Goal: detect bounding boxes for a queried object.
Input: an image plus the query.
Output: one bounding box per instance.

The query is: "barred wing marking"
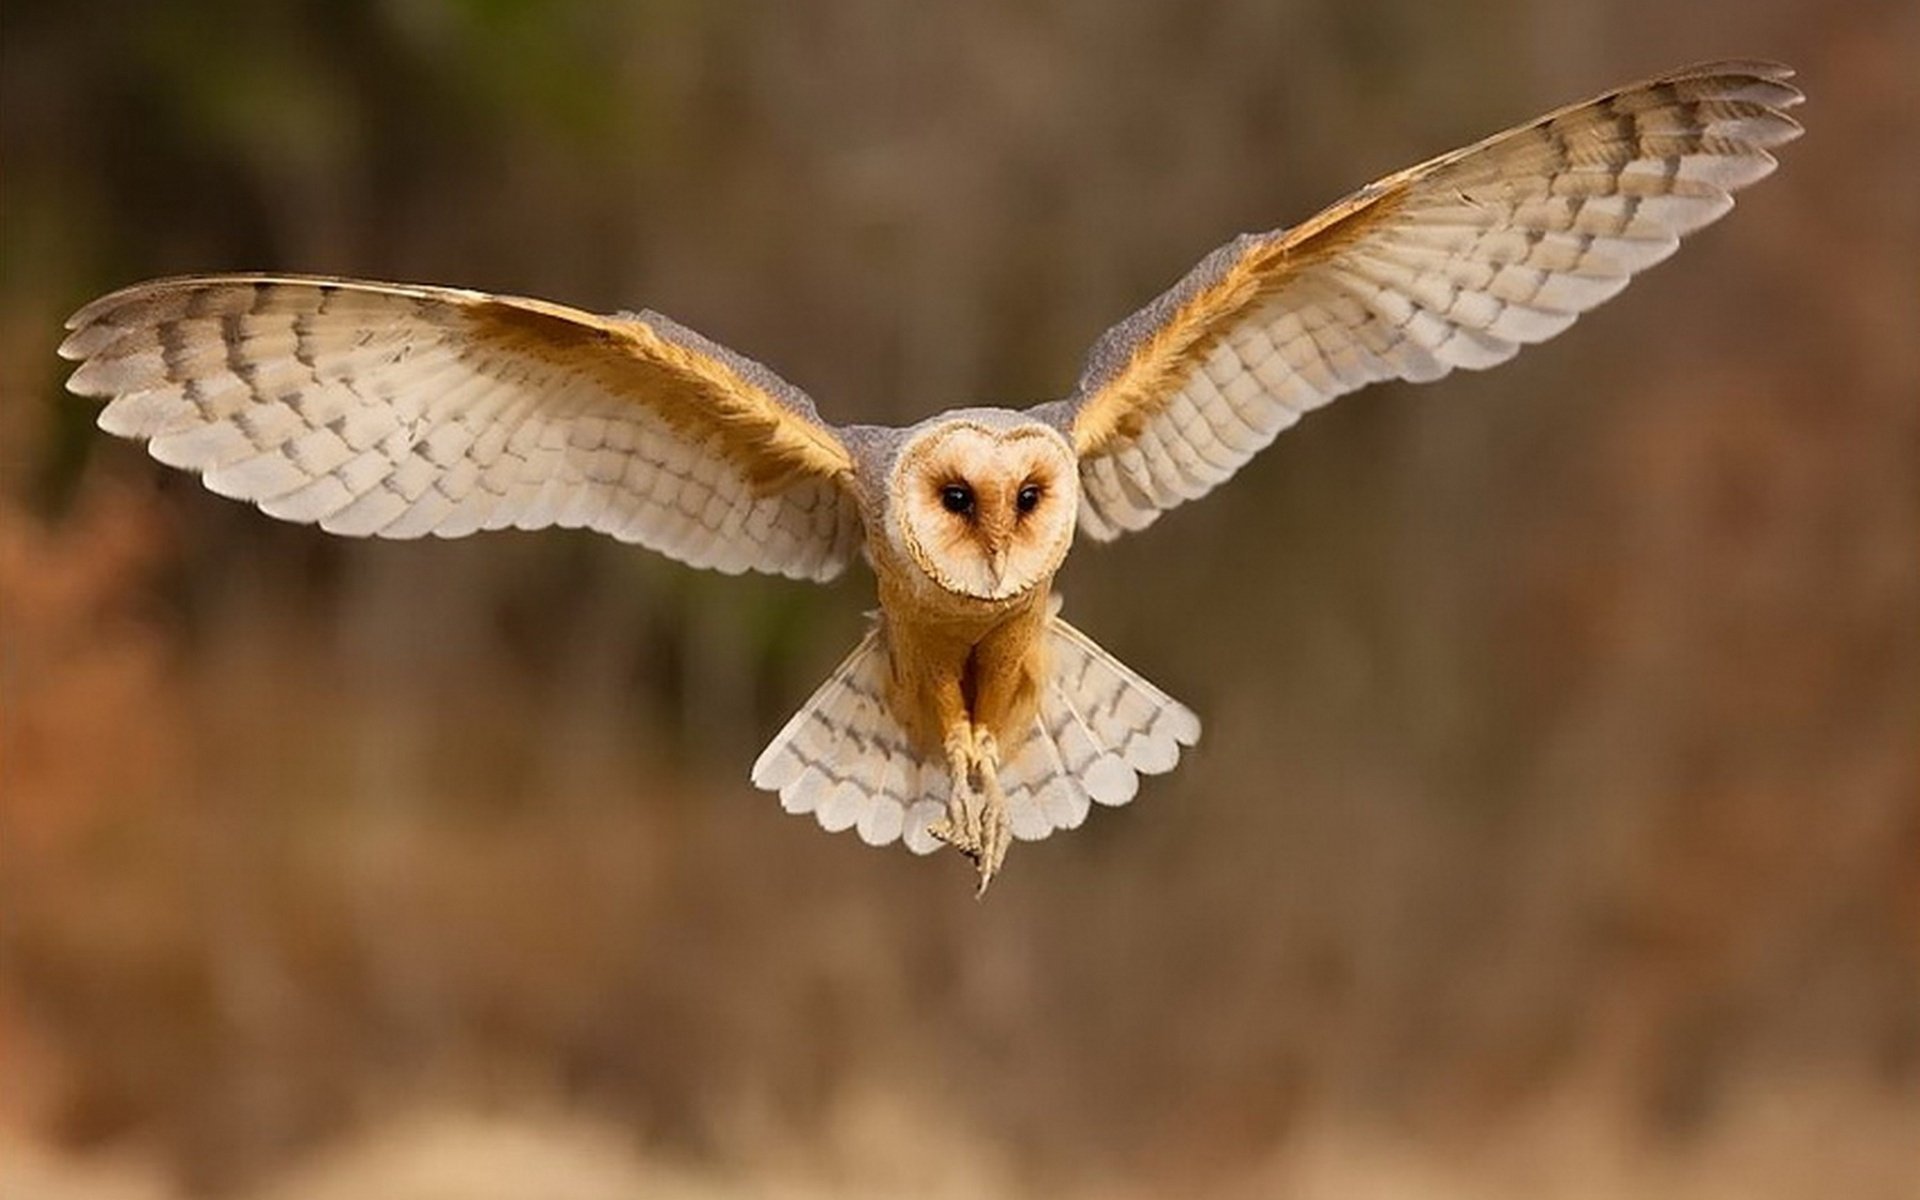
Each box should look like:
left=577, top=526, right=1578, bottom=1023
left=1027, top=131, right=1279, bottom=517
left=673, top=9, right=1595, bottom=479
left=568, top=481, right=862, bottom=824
left=62, top=275, right=862, bottom=581
left=1043, top=60, right=1804, bottom=539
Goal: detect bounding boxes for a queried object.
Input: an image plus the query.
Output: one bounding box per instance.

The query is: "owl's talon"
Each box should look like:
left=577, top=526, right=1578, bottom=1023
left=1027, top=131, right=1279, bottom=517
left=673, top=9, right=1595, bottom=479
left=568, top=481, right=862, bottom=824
left=973, top=805, right=1010, bottom=896
left=929, top=805, right=980, bottom=856
left=928, top=807, right=980, bottom=856
left=970, top=729, right=1013, bottom=894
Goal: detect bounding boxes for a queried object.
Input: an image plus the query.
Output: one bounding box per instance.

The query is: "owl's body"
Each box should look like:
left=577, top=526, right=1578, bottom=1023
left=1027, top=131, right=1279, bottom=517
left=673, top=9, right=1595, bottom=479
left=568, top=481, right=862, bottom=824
left=868, top=544, right=1052, bottom=763
left=61, top=62, right=1802, bottom=889
left=770, top=406, right=1188, bottom=875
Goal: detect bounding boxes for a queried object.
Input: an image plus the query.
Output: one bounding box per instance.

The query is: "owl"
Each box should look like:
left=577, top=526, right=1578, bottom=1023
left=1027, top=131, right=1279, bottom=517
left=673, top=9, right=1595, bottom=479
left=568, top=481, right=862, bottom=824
left=61, top=62, right=1801, bottom=891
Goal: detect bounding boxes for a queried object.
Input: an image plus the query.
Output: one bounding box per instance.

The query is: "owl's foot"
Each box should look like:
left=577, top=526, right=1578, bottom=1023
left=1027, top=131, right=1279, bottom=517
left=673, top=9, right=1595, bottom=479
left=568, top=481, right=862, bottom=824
left=971, top=731, right=1012, bottom=895
left=929, top=728, right=1012, bottom=894
left=930, top=728, right=985, bottom=859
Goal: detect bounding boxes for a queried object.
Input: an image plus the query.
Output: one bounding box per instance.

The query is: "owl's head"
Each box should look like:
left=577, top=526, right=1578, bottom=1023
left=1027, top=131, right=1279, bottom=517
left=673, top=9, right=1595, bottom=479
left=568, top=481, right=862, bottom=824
left=889, top=416, right=1078, bottom=602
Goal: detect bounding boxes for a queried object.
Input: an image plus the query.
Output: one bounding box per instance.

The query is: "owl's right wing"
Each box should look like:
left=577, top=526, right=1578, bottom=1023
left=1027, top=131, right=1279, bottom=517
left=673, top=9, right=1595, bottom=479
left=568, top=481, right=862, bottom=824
left=1034, top=61, right=1803, bottom=540
left=62, top=275, right=863, bottom=581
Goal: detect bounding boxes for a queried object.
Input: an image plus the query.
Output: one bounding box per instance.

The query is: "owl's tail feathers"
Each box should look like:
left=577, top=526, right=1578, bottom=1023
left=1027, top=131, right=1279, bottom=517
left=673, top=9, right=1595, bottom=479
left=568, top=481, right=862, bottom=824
left=994, top=616, right=1203, bottom=843
left=750, top=623, right=951, bottom=854
left=749, top=613, right=1201, bottom=854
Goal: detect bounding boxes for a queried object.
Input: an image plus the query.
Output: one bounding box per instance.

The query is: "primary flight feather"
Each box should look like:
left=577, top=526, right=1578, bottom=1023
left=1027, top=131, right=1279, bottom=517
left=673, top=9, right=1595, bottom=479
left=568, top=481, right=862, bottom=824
left=62, top=61, right=1802, bottom=891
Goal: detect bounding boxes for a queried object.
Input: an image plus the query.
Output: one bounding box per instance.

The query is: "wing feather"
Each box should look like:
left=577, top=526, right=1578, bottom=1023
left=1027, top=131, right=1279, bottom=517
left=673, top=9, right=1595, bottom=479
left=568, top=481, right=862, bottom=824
left=62, top=274, right=861, bottom=581
left=1041, top=61, right=1803, bottom=539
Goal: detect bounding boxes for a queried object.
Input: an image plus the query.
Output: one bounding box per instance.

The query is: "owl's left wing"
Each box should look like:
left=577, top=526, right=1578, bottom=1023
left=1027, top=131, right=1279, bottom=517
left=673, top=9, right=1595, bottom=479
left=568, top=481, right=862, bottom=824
left=62, top=275, right=863, bottom=580
left=1033, top=60, right=1803, bottom=540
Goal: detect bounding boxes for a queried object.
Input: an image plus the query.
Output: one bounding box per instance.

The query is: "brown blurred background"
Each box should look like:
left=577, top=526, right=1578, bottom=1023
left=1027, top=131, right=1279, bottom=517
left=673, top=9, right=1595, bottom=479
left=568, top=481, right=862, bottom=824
left=3, top=1, right=1917, bottom=1197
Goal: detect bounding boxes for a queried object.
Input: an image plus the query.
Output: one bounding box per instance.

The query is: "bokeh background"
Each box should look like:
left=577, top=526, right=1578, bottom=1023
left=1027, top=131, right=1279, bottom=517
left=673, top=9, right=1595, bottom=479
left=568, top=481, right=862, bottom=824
left=3, top=1, right=1916, bottom=1197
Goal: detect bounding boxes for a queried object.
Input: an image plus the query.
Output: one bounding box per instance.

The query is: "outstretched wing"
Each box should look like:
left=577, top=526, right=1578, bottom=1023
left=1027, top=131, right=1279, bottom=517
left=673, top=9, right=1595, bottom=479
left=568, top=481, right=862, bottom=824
left=1035, top=60, right=1804, bottom=540
left=62, top=275, right=863, bottom=581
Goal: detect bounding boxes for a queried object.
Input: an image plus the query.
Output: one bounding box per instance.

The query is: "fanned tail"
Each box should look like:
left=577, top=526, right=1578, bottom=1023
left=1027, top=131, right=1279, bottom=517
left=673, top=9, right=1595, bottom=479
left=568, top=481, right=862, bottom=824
left=996, top=614, right=1202, bottom=844
left=750, top=623, right=948, bottom=854
left=750, top=608, right=1199, bottom=855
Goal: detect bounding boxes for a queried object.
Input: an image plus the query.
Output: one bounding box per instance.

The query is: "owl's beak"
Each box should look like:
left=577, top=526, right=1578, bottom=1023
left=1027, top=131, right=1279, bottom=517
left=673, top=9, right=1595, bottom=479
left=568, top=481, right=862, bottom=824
left=986, top=545, right=1010, bottom=589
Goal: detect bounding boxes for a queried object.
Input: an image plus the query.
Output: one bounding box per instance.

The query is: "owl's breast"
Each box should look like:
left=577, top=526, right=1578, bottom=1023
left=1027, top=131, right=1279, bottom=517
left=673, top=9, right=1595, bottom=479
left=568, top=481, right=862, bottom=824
left=870, top=565, right=1054, bottom=756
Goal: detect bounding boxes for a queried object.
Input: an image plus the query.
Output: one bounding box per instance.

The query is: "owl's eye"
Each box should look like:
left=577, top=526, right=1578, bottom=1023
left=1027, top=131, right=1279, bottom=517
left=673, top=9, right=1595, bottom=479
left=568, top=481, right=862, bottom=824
left=940, top=483, right=975, bottom=516
left=1016, top=483, right=1042, bottom=514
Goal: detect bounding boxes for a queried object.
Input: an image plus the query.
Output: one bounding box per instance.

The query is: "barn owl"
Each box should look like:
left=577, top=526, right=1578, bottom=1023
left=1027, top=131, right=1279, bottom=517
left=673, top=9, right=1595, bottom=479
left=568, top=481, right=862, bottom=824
left=61, top=61, right=1801, bottom=891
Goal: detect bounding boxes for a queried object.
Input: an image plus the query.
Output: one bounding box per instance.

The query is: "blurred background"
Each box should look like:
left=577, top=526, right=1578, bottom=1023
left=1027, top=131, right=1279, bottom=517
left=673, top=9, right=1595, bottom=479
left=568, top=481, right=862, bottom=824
left=3, top=1, right=1916, bottom=1197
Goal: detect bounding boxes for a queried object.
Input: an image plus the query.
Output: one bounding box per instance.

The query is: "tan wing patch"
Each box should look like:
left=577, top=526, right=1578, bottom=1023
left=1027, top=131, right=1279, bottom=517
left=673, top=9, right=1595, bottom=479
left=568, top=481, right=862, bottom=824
left=463, top=295, right=852, bottom=488
left=1068, top=190, right=1402, bottom=460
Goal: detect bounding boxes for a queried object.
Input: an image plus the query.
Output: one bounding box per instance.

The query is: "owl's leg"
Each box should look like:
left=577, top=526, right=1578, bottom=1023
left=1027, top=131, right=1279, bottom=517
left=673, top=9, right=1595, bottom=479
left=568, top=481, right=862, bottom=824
left=931, top=725, right=985, bottom=857
left=930, top=726, right=1012, bottom=893
left=970, top=729, right=1012, bottom=893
